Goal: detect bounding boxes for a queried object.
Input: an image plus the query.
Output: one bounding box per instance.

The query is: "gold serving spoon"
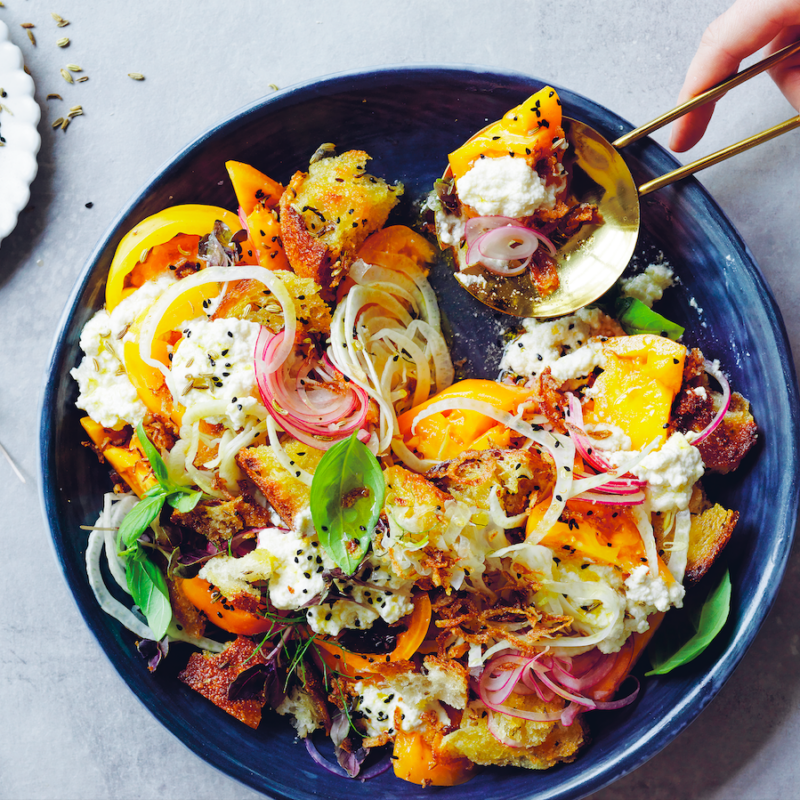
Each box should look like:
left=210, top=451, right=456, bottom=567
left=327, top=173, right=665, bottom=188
left=452, top=40, right=800, bottom=318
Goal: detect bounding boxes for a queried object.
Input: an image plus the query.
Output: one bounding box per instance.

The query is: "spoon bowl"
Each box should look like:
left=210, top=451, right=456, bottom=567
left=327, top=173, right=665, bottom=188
left=449, top=118, right=640, bottom=318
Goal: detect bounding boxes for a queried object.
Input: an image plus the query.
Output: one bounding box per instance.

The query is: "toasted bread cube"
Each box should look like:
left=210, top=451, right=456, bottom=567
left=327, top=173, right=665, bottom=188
left=236, top=440, right=324, bottom=530
left=441, top=697, right=585, bottom=770
left=279, top=150, right=403, bottom=290
left=213, top=272, right=331, bottom=338
left=426, top=447, right=552, bottom=516
left=686, top=504, right=739, bottom=583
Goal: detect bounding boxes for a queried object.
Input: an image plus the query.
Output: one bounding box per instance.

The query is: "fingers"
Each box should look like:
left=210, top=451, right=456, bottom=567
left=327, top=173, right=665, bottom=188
left=669, top=0, right=794, bottom=151
left=766, top=23, right=800, bottom=110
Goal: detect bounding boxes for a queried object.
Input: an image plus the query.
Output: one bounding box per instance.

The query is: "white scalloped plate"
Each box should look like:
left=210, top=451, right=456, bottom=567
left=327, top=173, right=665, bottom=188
left=0, top=19, right=41, bottom=248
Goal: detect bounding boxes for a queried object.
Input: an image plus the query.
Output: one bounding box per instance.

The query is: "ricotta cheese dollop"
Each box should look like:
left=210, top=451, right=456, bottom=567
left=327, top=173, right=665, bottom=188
left=456, top=155, right=559, bottom=218
left=501, top=307, right=622, bottom=381
left=71, top=275, right=174, bottom=429
left=171, top=316, right=265, bottom=430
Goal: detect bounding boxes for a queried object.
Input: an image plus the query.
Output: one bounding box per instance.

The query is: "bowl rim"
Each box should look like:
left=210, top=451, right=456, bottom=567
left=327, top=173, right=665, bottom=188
left=39, top=63, right=800, bottom=800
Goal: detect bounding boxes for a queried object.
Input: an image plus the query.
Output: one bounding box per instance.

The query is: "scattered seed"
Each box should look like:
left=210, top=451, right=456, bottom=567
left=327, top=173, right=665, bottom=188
left=76, top=76, right=89, bottom=83
left=57, top=37, right=70, bottom=48
left=61, top=69, right=74, bottom=84
left=0, top=103, right=12, bottom=115
left=51, top=117, right=65, bottom=128
left=67, top=64, right=82, bottom=72
left=51, top=13, right=70, bottom=26
left=128, top=72, right=145, bottom=81
left=61, top=117, right=70, bottom=131
left=46, top=93, right=63, bottom=100
left=24, top=66, right=31, bottom=75
left=26, top=30, right=37, bottom=46
left=67, top=105, right=83, bottom=118
left=20, top=23, right=35, bottom=29
left=268, top=83, right=279, bottom=91
left=0, top=88, right=5, bottom=97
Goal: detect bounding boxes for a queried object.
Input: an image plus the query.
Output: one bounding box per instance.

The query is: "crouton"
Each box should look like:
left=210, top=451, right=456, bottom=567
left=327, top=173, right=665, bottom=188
left=653, top=484, right=738, bottom=584
left=279, top=150, right=403, bottom=290
left=350, top=657, right=468, bottom=739
left=167, top=576, right=207, bottom=639
left=197, top=550, right=273, bottom=600
left=384, top=465, right=453, bottom=540
left=426, top=447, right=553, bottom=515
left=236, top=439, right=324, bottom=530
left=178, top=636, right=272, bottom=729
left=441, top=697, right=585, bottom=769
left=212, top=272, right=331, bottom=338
left=671, top=350, right=757, bottom=474
left=171, top=493, right=272, bottom=547
left=697, top=393, right=758, bottom=474
left=686, top=504, right=739, bottom=583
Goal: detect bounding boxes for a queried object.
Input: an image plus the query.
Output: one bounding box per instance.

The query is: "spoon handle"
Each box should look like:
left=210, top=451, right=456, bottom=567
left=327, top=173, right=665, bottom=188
left=637, top=115, right=800, bottom=196
left=613, top=39, right=800, bottom=149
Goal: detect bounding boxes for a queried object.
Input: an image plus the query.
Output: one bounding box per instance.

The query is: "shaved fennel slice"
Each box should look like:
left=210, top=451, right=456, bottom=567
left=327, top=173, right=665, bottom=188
left=138, top=266, right=296, bottom=400
left=535, top=578, right=624, bottom=649
left=166, top=622, right=226, bottom=653
left=632, top=504, right=660, bottom=578
left=86, top=528, right=154, bottom=639
left=371, top=327, right=431, bottom=407
left=489, top=486, right=530, bottom=529
left=667, top=509, right=691, bottom=583
left=267, top=416, right=313, bottom=486
left=410, top=398, right=574, bottom=542
left=406, top=319, right=454, bottom=391
left=391, top=438, right=438, bottom=473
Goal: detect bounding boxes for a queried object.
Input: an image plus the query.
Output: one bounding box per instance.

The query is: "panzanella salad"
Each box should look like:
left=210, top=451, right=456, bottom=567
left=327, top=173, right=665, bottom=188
left=73, top=135, right=757, bottom=786
left=430, top=86, right=601, bottom=298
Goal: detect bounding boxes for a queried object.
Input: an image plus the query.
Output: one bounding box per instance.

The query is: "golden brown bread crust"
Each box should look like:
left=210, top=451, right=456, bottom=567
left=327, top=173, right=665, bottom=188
left=686, top=504, right=739, bottom=583
left=212, top=272, right=331, bottom=339
left=426, top=446, right=553, bottom=515
left=178, top=636, right=270, bottom=729
left=671, top=349, right=758, bottom=474
left=236, top=440, right=324, bottom=528
left=441, top=696, right=587, bottom=770
left=279, top=150, right=402, bottom=289
left=167, top=576, right=207, bottom=639
left=170, top=493, right=273, bottom=547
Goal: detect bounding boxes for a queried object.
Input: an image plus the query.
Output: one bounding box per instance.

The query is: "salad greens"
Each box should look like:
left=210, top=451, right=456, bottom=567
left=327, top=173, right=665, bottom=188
left=310, top=432, right=385, bottom=575
left=117, top=423, right=206, bottom=639
left=646, top=569, right=731, bottom=676
left=615, top=296, right=685, bottom=341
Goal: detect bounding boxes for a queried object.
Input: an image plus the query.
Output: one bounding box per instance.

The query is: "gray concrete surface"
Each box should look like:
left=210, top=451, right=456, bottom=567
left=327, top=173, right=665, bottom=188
left=1, top=1, right=798, bottom=798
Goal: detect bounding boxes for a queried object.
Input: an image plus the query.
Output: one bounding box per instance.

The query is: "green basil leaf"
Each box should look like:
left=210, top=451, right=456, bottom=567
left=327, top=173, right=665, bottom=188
left=615, top=296, right=685, bottom=341
left=645, top=569, right=731, bottom=676
left=167, top=489, right=204, bottom=513
left=310, top=433, right=386, bottom=575
left=126, top=547, right=172, bottom=640
left=119, top=493, right=165, bottom=548
left=136, top=422, right=170, bottom=487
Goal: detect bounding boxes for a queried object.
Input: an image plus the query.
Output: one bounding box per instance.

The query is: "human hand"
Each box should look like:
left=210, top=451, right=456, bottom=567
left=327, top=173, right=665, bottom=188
left=670, top=0, right=800, bottom=152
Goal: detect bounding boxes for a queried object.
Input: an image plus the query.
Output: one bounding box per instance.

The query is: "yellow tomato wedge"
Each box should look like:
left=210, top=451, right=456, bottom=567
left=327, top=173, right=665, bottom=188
left=105, top=204, right=240, bottom=311
left=80, top=417, right=156, bottom=497
left=584, top=334, right=685, bottom=450
left=245, top=205, right=291, bottom=270
left=398, top=379, right=535, bottom=461
left=448, top=86, right=563, bottom=181
left=314, top=593, right=431, bottom=678
left=225, top=160, right=284, bottom=214
left=181, top=576, right=276, bottom=636
left=358, top=225, right=437, bottom=267
left=393, top=730, right=476, bottom=786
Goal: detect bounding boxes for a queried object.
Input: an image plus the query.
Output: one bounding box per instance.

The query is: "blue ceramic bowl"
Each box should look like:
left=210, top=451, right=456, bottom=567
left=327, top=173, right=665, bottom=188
left=40, top=66, right=800, bottom=800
